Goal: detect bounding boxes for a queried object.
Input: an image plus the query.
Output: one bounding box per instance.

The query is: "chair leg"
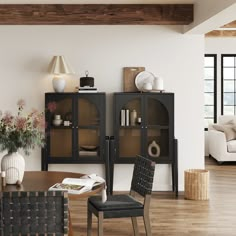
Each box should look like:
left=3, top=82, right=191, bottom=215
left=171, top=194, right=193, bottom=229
left=131, top=217, right=139, bottom=236
left=87, top=209, right=92, bottom=236
left=98, top=212, right=104, bottom=236
left=143, top=214, right=152, bottom=236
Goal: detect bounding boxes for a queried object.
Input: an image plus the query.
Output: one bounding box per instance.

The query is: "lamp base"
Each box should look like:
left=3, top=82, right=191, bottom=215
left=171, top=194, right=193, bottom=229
left=52, top=76, right=66, bottom=93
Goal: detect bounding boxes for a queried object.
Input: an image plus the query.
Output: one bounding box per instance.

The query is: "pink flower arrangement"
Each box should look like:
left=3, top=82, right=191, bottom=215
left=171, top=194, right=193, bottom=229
left=0, top=100, right=56, bottom=155
left=47, top=101, right=56, bottom=113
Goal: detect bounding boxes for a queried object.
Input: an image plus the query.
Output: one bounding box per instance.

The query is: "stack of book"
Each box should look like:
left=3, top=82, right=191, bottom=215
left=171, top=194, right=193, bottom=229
left=78, top=86, right=97, bottom=93
left=120, top=109, right=130, bottom=126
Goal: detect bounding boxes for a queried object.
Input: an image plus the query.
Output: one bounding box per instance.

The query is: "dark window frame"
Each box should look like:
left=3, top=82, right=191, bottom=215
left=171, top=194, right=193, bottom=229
left=221, top=54, right=236, bottom=115
left=204, top=54, right=217, bottom=130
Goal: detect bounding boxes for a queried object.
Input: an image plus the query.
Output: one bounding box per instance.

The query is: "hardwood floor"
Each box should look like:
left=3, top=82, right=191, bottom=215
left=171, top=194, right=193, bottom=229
left=70, top=156, right=236, bottom=235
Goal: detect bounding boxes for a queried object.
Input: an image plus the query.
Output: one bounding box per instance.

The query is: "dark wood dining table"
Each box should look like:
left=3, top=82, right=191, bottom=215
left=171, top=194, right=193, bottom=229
left=0, top=171, right=104, bottom=200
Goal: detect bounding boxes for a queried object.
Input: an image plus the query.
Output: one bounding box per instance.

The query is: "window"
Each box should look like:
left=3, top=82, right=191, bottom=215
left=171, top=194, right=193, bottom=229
left=204, top=54, right=217, bottom=130
left=222, top=55, right=236, bottom=115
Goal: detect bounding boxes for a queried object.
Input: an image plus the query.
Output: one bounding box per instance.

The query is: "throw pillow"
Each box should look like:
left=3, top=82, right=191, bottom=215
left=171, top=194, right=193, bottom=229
left=226, top=119, right=236, bottom=125
left=212, top=124, right=236, bottom=141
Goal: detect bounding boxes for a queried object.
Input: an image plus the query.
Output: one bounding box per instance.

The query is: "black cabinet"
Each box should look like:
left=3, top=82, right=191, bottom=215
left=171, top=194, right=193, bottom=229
left=41, top=92, right=177, bottom=195
left=42, top=92, right=106, bottom=170
left=111, top=92, right=178, bottom=195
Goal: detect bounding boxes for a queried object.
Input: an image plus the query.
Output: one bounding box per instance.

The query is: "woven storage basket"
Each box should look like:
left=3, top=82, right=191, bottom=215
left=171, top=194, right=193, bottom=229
left=184, top=169, right=209, bottom=200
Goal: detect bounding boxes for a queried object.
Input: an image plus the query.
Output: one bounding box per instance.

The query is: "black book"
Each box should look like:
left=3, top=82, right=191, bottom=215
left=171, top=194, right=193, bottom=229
left=78, top=89, right=97, bottom=93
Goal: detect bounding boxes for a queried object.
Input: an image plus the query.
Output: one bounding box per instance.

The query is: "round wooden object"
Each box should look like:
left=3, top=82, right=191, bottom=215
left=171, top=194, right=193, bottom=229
left=184, top=169, right=209, bottom=200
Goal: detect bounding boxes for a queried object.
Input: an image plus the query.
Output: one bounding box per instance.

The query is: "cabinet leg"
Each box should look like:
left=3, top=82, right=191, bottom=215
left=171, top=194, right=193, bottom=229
left=174, top=139, right=178, bottom=197
left=105, top=136, right=111, bottom=195
left=109, top=136, right=115, bottom=195
left=41, top=148, right=48, bottom=171
left=172, top=163, right=175, bottom=192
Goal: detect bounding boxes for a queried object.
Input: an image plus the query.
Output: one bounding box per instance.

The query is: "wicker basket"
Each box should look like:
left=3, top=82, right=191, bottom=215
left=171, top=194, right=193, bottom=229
left=184, top=169, right=209, bottom=200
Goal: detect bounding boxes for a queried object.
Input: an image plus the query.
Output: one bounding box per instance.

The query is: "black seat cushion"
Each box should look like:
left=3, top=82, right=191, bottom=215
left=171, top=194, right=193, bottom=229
left=88, top=194, right=143, bottom=211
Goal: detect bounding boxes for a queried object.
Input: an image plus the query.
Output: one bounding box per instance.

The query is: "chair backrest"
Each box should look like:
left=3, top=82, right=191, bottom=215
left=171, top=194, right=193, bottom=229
left=0, top=191, right=69, bottom=236
left=130, top=155, right=155, bottom=197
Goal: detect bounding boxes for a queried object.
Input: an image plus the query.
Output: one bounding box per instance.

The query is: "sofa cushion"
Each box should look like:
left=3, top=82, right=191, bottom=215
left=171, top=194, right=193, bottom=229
left=227, top=140, right=236, bottom=152
left=218, top=115, right=236, bottom=125
left=212, top=124, right=236, bottom=141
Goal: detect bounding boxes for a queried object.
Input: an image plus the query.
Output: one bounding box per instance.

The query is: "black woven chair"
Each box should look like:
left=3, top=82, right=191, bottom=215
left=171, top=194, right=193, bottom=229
left=0, top=191, right=71, bottom=236
left=87, top=155, right=156, bottom=236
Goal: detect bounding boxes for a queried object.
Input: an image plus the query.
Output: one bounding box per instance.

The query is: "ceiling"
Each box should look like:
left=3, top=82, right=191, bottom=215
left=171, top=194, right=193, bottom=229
left=0, top=0, right=234, bottom=37
left=0, top=0, right=196, bottom=3
left=206, top=20, right=236, bottom=37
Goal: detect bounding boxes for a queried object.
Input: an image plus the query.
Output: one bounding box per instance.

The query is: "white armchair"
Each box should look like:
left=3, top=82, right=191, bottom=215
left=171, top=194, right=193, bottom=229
left=208, top=115, right=236, bottom=163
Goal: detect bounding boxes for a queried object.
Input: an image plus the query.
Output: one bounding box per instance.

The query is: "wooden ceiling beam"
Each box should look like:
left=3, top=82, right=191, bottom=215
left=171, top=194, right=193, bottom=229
left=0, top=4, right=193, bottom=25
left=222, top=20, right=236, bottom=28
left=206, top=20, right=236, bottom=37
left=205, top=30, right=236, bottom=37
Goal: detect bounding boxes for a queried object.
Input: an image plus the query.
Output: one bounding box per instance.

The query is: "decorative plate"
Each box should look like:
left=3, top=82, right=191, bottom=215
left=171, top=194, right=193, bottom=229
left=135, top=71, right=155, bottom=91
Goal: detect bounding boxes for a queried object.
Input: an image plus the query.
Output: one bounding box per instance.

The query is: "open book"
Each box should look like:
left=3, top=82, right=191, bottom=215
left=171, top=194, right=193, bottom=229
left=49, top=174, right=105, bottom=195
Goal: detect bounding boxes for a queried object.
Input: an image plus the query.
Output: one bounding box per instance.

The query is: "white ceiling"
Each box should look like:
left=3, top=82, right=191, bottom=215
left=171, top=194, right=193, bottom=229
left=0, top=0, right=196, bottom=3
left=185, top=0, right=236, bottom=34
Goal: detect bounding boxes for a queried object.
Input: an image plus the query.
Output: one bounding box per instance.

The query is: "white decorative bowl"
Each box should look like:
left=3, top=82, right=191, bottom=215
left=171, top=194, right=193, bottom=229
left=53, top=119, right=62, bottom=126
left=142, top=82, right=152, bottom=92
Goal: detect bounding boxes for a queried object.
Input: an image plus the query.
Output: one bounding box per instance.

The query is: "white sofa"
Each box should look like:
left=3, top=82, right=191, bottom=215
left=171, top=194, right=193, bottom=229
left=208, top=115, right=236, bottom=163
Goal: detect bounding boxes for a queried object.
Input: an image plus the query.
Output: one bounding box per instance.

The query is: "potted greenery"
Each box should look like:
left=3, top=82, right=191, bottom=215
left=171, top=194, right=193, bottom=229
left=0, top=99, right=56, bottom=184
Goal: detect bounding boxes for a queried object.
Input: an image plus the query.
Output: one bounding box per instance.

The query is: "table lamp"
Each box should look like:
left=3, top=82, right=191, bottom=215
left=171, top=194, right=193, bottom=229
left=48, top=55, right=74, bottom=92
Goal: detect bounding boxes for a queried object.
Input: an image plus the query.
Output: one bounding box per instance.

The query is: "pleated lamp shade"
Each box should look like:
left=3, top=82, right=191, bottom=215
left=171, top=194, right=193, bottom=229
left=48, top=56, right=74, bottom=92
left=48, top=56, right=74, bottom=74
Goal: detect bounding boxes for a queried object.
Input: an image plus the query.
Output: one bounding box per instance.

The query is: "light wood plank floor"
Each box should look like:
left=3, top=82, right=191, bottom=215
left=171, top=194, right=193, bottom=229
left=70, top=156, right=236, bottom=236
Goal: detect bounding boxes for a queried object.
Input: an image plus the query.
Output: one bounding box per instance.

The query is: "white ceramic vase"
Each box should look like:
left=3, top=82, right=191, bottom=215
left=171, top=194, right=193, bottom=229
left=153, top=77, right=164, bottom=91
left=1, top=152, right=25, bottom=184
left=148, top=140, right=160, bottom=158
left=52, top=76, right=66, bottom=92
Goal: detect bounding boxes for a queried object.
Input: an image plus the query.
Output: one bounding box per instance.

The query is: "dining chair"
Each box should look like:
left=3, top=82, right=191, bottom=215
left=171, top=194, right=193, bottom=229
left=0, top=190, right=73, bottom=236
left=87, top=155, right=156, bottom=236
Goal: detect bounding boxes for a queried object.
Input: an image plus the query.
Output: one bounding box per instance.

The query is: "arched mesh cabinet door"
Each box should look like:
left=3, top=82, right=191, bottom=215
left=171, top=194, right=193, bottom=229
left=146, top=96, right=171, bottom=160
left=117, top=96, right=142, bottom=158
left=77, top=95, right=105, bottom=161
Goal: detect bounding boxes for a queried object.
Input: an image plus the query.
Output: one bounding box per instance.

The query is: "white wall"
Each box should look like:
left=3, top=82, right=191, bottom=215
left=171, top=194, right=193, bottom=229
left=205, top=37, right=236, bottom=156
left=185, top=0, right=236, bottom=34
left=0, top=25, right=204, bottom=191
